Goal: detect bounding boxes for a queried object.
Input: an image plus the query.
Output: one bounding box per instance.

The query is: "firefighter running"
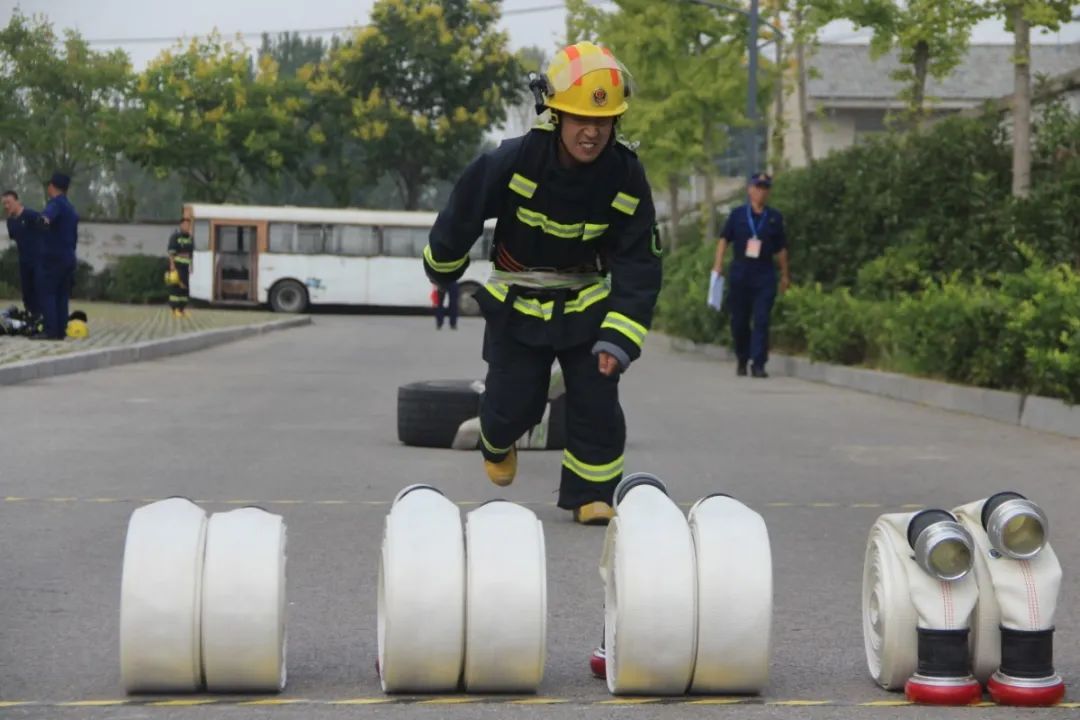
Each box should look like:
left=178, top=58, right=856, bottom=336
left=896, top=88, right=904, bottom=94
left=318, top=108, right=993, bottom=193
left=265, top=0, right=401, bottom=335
left=423, top=42, right=662, bottom=526
left=168, top=218, right=194, bottom=318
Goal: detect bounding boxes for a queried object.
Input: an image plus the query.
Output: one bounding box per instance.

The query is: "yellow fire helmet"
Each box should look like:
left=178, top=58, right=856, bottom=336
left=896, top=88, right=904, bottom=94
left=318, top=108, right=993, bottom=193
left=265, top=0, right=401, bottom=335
left=66, top=314, right=89, bottom=339
left=534, top=41, right=633, bottom=118
left=164, top=269, right=180, bottom=287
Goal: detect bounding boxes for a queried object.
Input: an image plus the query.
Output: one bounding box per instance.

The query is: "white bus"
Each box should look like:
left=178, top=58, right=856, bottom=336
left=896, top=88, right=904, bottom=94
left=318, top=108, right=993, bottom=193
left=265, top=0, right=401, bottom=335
left=181, top=203, right=495, bottom=314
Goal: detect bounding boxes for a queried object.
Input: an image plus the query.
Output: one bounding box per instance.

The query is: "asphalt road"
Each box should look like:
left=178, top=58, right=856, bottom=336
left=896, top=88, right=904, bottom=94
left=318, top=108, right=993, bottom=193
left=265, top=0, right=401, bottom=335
left=2, top=315, right=1078, bottom=719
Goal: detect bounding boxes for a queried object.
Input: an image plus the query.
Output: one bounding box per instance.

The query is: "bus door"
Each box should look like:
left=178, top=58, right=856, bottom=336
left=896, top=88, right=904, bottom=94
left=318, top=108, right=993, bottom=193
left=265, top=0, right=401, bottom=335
left=212, top=221, right=265, bottom=302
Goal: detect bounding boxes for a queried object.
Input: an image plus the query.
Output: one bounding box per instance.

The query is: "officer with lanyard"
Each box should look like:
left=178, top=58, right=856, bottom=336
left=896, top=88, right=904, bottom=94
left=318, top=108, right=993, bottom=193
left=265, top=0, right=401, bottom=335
left=423, top=42, right=662, bottom=526
left=712, top=173, right=790, bottom=378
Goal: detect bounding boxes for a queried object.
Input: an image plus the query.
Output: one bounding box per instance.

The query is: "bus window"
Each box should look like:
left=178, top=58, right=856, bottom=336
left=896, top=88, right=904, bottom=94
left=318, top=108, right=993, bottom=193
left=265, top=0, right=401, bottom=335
left=332, top=225, right=380, bottom=256
left=295, top=224, right=326, bottom=254
left=268, top=223, right=295, bottom=253
left=193, top=220, right=210, bottom=251
left=382, top=226, right=429, bottom=257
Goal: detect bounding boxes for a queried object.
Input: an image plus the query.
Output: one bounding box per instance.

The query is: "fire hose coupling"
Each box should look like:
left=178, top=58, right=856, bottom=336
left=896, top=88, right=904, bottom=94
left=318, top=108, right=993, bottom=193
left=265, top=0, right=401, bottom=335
left=906, top=509, right=975, bottom=582
left=988, top=627, right=1065, bottom=706
left=980, top=491, right=1049, bottom=560
left=904, top=629, right=983, bottom=706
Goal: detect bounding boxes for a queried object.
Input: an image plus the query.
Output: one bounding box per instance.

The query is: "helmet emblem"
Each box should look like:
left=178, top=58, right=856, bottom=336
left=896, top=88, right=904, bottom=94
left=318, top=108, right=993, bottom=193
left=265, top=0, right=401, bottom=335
left=592, top=87, right=608, bottom=106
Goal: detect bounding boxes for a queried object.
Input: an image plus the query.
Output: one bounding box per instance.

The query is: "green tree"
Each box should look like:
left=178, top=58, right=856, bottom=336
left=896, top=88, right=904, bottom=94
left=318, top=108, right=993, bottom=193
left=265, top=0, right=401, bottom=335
left=0, top=11, right=131, bottom=189
left=566, top=0, right=751, bottom=245
left=318, top=0, right=523, bottom=210
left=258, top=32, right=329, bottom=77
left=994, top=0, right=1074, bottom=197
left=835, top=0, right=987, bottom=120
left=124, top=33, right=310, bottom=203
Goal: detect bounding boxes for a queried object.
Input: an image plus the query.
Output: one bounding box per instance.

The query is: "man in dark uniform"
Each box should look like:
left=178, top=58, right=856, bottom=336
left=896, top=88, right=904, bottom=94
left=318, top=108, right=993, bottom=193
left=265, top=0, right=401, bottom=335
left=36, top=172, right=79, bottom=341
left=2, top=190, right=42, bottom=319
left=423, top=41, right=662, bottom=526
left=712, top=173, right=791, bottom=378
left=168, top=218, right=194, bottom=318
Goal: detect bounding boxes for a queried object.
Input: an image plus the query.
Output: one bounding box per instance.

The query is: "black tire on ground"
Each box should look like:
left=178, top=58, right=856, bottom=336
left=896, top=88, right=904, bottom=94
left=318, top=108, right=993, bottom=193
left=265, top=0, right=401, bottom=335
left=458, top=282, right=482, bottom=317
left=269, top=279, right=309, bottom=313
left=398, top=380, right=483, bottom=448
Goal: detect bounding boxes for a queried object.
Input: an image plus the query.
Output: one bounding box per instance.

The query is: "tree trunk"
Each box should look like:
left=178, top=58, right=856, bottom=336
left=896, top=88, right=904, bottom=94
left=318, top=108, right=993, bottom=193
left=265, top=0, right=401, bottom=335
left=794, top=5, right=813, bottom=167
left=701, top=112, right=716, bottom=244
left=668, top=174, right=681, bottom=252
left=771, top=33, right=786, bottom=172
left=911, top=40, right=929, bottom=124
left=1012, top=6, right=1032, bottom=198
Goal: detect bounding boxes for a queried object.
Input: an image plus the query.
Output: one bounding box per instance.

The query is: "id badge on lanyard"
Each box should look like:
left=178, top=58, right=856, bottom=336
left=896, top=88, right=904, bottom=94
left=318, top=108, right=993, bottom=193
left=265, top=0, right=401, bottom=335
left=745, top=205, right=766, bottom=259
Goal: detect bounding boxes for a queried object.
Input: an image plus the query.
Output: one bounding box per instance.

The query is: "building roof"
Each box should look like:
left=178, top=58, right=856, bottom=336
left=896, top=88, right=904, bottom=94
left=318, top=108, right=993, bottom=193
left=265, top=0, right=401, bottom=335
left=809, top=42, right=1080, bottom=102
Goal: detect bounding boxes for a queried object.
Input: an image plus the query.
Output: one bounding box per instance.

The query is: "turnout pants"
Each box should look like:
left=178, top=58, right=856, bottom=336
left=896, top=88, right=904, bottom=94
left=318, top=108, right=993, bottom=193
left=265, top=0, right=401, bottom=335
left=478, top=326, right=626, bottom=510
left=728, top=267, right=777, bottom=368
left=18, top=252, right=40, bottom=317
left=38, top=255, right=75, bottom=339
left=170, top=263, right=190, bottom=311
left=435, top=283, right=459, bottom=329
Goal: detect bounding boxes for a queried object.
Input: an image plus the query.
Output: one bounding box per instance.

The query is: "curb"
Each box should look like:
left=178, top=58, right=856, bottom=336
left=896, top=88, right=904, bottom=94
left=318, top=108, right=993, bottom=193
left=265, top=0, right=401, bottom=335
left=0, top=316, right=312, bottom=387
left=667, top=336, right=1080, bottom=441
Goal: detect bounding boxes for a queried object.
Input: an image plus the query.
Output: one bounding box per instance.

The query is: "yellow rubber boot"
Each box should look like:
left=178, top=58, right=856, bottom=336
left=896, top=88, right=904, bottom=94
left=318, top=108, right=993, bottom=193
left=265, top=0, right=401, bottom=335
left=484, top=446, right=517, bottom=487
left=574, top=501, right=614, bottom=526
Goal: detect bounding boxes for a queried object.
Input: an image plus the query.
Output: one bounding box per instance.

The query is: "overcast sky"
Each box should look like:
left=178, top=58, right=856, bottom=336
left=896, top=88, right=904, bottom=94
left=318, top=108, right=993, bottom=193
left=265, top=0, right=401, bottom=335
left=6, top=0, right=1080, bottom=71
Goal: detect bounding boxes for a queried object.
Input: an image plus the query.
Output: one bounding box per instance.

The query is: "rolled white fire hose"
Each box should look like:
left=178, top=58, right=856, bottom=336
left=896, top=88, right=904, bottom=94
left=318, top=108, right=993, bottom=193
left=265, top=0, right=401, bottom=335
left=463, top=501, right=547, bottom=692
left=687, top=495, right=772, bottom=694
left=378, top=485, right=466, bottom=693
left=120, top=497, right=208, bottom=693
left=862, top=513, right=978, bottom=690
left=201, top=507, right=288, bottom=692
left=953, top=500, right=1004, bottom=683
left=954, top=498, right=1062, bottom=679
left=602, top=477, right=697, bottom=695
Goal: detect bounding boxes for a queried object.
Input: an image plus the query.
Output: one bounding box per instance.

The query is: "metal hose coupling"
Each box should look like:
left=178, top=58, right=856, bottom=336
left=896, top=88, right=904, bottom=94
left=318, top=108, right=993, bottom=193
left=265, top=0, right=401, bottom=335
left=907, top=509, right=975, bottom=582
left=981, top=491, right=1048, bottom=560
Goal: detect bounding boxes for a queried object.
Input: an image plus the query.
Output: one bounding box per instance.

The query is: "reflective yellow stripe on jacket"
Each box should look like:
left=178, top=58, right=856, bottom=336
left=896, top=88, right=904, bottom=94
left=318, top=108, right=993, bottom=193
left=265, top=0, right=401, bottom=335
left=484, top=282, right=610, bottom=320
left=600, top=311, right=648, bottom=348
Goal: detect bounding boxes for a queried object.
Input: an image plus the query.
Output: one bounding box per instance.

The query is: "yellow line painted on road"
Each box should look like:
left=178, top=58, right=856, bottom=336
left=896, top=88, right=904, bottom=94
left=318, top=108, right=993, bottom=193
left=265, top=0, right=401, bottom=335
left=418, top=697, right=481, bottom=705
left=327, top=698, right=393, bottom=705
left=599, top=698, right=661, bottom=704
left=148, top=699, right=219, bottom=706
left=59, top=700, right=128, bottom=706
left=860, top=700, right=913, bottom=706
left=0, top=496, right=982, bottom=514
left=511, top=698, right=569, bottom=705
left=0, top=702, right=33, bottom=707
left=686, top=698, right=748, bottom=705
left=237, top=699, right=307, bottom=705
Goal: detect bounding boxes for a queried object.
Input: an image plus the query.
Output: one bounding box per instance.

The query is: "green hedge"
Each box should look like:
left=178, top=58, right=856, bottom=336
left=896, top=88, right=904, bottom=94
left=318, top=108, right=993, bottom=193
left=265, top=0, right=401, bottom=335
left=657, top=240, right=1080, bottom=403
left=769, top=109, right=1080, bottom=289
left=0, top=246, right=169, bottom=304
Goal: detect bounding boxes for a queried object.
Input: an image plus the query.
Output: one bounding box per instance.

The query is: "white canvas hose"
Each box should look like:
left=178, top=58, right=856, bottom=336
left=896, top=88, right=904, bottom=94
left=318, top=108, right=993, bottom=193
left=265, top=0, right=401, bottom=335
left=687, top=495, right=772, bottom=695
left=954, top=495, right=1064, bottom=704
left=862, top=513, right=979, bottom=690
left=201, top=507, right=288, bottom=692
left=953, top=499, right=1004, bottom=683
left=601, top=475, right=697, bottom=695
left=120, top=497, right=208, bottom=693
left=378, top=485, right=466, bottom=693
left=463, top=501, right=547, bottom=692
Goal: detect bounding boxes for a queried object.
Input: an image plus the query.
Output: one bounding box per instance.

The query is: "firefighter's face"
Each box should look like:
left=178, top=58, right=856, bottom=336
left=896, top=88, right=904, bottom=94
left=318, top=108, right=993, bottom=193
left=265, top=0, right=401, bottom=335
left=559, top=112, right=614, bottom=164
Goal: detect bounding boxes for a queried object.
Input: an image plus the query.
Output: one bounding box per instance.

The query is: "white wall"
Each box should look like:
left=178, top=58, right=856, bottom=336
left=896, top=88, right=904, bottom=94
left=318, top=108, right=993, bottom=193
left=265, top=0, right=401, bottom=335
left=1, top=221, right=174, bottom=271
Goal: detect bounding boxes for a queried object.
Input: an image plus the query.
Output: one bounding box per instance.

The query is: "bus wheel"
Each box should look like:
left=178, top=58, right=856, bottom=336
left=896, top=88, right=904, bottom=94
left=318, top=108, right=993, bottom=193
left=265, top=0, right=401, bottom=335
left=269, top=280, right=309, bottom=313
left=458, top=282, right=482, bottom=317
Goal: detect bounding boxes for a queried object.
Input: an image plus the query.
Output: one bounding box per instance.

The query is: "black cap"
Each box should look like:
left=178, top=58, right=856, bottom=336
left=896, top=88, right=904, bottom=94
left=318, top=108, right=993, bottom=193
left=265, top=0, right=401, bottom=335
left=749, top=172, right=772, bottom=188
left=49, top=172, right=71, bottom=191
